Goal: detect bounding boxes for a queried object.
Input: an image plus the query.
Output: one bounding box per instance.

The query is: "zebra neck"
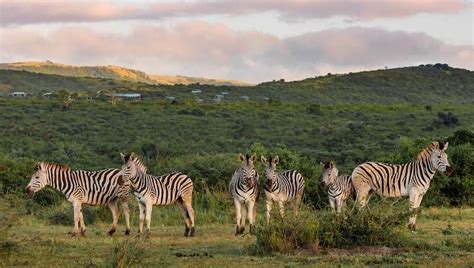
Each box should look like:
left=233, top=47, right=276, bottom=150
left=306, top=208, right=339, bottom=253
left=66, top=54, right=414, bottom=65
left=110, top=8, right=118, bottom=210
left=414, top=157, right=437, bottom=181
left=130, top=171, right=146, bottom=188
left=47, top=169, right=72, bottom=193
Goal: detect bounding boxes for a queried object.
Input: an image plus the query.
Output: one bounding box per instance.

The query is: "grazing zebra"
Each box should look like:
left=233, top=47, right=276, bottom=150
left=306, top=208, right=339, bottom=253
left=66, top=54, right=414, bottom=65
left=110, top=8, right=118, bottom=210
left=26, top=162, right=131, bottom=237
left=351, top=141, right=453, bottom=230
left=119, top=152, right=195, bottom=238
left=320, top=161, right=355, bottom=213
left=261, top=156, right=305, bottom=223
left=229, top=153, right=259, bottom=235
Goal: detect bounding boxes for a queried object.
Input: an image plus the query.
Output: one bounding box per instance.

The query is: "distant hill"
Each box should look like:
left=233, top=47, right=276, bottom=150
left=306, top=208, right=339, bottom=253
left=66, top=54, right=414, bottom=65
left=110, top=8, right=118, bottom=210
left=0, top=61, right=251, bottom=86
left=0, top=63, right=472, bottom=104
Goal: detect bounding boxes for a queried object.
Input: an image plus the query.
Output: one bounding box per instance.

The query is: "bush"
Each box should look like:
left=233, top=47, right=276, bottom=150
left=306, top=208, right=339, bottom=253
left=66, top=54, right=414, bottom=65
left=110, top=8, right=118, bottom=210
left=250, top=208, right=319, bottom=254
left=318, top=200, right=410, bottom=248
left=251, top=200, right=411, bottom=254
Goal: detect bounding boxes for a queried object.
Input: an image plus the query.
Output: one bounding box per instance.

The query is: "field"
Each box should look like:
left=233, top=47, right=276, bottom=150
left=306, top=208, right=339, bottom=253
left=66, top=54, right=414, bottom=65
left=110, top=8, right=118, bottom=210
left=1, top=194, right=473, bottom=267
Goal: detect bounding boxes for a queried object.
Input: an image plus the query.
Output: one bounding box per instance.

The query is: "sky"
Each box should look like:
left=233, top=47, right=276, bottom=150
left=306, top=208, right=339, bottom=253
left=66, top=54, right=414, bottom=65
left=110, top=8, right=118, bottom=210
left=0, top=0, right=473, bottom=83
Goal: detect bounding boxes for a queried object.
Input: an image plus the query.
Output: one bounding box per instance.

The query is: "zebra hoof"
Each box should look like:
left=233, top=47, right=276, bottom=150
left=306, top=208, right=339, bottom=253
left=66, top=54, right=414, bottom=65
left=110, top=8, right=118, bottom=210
left=184, top=226, right=190, bottom=237
left=145, top=230, right=151, bottom=239
left=80, top=229, right=87, bottom=237
left=69, top=231, right=77, bottom=238
left=235, top=226, right=245, bottom=235
left=235, top=225, right=240, bottom=236
left=408, top=223, right=417, bottom=232
left=125, top=229, right=131, bottom=236
left=249, top=224, right=256, bottom=235
left=189, top=227, right=195, bottom=237
left=108, top=228, right=116, bottom=236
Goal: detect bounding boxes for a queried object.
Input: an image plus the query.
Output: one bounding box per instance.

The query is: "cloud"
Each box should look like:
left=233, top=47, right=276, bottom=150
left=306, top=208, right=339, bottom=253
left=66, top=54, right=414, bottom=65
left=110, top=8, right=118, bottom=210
left=0, top=0, right=467, bottom=25
left=0, top=23, right=472, bottom=82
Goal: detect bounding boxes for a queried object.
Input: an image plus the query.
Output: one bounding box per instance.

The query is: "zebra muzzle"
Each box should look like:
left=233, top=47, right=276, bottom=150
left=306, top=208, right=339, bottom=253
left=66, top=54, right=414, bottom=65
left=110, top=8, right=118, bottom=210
left=320, top=181, right=327, bottom=190
left=444, top=166, right=454, bottom=177
left=26, top=186, right=35, bottom=198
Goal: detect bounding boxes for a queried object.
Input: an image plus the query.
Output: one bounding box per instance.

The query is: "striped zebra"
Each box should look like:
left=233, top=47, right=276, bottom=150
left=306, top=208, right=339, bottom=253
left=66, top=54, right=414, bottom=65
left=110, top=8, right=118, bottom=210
left=320, top=161, right=355, bottom=213
left=261, top=156, right=305, bottom=223
left=26, top=162, right=131, bottom=237
left=229, top=153, right=259, bottom=235
left=351, top=141, right=453, bottom=230
left=119, top=152, right=195, bottom=238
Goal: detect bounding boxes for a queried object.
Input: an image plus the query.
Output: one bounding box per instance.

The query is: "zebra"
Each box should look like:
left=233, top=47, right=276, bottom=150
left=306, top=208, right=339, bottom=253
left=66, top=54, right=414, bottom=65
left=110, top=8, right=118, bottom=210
left=26, top=162, right=131, bottom=237
left=229, top=153, right=259, bottom=235
left=320, top=161, right=355, bottom=213
left=261, top=156, right=305, bottom=223
left=119, top=152, right=195, bottom=238
left=351, top=141, right=453, bottom=230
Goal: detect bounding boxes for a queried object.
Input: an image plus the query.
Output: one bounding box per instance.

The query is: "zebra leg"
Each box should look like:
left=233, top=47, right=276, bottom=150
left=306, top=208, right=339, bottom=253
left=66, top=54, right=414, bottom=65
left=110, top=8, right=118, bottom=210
left=137, top=201, right=146, bottom=237
left=329, top=197, right=336, bottom=212
left=293, top=193, right=303, bottom=216
left=176, top=199, right=192, bottom=237
left=107, top=201, right=120, bottom=236
left=71, top=202, right=81, bottom=237
left=145, top=203, right=153, bottom=239
left=409, top=192, right=424, bottom=231
left=240, top=203, right=247, bottom=234
left=183, top=200, right=195, bottom=237
left=234, top=199, right=243, bottom=235
left=336, top=198, right=343, bottom=214
left=278, top=201, right=285, bottom=219
left=265, top=199, right=272, bottom=224
left=121, top=199, right=131, bottom=235
left=355, top=185, right=371, bottom=208
left=247, top=201, right=256, bottom=235
left=79, top=207, right=86, bottom=236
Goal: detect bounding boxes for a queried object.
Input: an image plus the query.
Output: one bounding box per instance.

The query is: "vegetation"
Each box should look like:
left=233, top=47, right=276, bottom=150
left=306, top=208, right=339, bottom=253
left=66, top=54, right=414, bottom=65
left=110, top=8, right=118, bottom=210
left=0, top=65, right=473, bottom=265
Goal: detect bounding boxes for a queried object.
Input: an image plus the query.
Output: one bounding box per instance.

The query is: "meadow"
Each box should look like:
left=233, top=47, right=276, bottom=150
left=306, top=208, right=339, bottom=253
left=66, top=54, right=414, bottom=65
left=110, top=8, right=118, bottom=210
left=0, top=65, right=473, bottom=266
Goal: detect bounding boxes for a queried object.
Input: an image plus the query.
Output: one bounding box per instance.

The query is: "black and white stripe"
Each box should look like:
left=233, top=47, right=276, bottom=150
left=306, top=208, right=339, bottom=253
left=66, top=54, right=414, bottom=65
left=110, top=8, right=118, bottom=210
left=229, top=153, right=259, bottom=235
left=26, top=162, right=131, bottom=236
left=120, top=152, right=195, bottom=237
left=351, top=141, right=453, bottom=230
left=320, top=161, right=355, bottom=213
left=261, top=156, right=305, bottom=223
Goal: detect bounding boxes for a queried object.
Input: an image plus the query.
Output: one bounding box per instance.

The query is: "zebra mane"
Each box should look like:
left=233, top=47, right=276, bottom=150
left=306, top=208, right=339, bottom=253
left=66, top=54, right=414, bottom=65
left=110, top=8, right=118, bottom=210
left=126, top=153, right=148, bottom=174
left=39, top=162, right=71, bottom=171
left=416, top=141, right=442, bottom=160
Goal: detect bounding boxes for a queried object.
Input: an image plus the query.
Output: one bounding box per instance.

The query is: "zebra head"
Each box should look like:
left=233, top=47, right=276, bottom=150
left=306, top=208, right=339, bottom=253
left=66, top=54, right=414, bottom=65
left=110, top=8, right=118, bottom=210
left=26, top=162, right=49, bottom=198
left=430, top=141, right=453, bottom=176
left=120, top=152, right=147, bottom=184
left=239, top=153, right=257, bottom=188
left=261, top=155, right=279, bottom=188
left=320, top=161, right=338, bottom=190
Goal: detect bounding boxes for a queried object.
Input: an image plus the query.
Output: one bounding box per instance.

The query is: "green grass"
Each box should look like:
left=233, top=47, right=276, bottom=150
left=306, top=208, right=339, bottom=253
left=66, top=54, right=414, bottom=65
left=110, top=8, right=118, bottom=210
left=1, top=195, right=473, bottom=267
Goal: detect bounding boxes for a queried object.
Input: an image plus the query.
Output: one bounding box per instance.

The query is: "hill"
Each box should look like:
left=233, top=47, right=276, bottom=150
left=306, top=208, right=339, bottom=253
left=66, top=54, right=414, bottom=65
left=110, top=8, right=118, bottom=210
left=0, top=63, right=472, bottom=104
left=0, top=61, right=251, bottom=86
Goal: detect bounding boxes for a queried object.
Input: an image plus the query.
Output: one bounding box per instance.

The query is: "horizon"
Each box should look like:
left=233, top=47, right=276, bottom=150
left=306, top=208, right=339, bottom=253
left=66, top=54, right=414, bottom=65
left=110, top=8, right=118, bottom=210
left=0, top=0, right=473, bottom=83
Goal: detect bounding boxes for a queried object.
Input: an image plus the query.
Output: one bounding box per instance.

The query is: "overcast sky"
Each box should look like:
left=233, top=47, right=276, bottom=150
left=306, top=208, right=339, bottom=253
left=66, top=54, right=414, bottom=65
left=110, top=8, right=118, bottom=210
left=0, top=0, right=472, bottom=82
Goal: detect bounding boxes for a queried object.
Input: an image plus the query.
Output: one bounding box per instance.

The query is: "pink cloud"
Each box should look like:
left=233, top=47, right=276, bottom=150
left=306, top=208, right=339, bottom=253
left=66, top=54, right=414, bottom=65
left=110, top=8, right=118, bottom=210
left=0, top=0, right=467, bottom=25
left=0, top=23, right=472, bottom=82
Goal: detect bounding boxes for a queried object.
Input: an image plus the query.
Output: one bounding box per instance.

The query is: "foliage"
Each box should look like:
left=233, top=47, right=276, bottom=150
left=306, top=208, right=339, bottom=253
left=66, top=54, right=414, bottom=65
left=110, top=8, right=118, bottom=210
left=107, top=240, right=144, bottom=268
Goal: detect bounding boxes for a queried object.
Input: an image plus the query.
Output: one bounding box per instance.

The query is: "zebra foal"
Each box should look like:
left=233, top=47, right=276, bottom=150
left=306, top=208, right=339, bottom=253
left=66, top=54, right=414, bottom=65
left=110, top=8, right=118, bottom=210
left=26, top=162, right=131, bottom=236
left=320, top=161, right=355, bottom=213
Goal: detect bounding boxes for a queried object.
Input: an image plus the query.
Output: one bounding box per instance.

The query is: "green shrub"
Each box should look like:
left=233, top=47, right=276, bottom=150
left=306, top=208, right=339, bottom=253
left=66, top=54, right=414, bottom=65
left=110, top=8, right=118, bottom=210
left=250, top=208, right=319, bottom=254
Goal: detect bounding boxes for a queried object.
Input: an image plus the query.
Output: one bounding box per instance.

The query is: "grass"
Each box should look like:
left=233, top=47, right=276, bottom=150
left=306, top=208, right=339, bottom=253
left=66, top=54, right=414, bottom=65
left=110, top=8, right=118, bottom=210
left=1, top=195, right=473, bottom=267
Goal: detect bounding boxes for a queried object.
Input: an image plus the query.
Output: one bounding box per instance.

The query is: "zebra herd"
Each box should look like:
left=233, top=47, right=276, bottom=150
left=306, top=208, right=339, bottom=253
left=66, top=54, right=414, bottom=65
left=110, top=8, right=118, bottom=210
left=25, top=140, right=452, bottom=237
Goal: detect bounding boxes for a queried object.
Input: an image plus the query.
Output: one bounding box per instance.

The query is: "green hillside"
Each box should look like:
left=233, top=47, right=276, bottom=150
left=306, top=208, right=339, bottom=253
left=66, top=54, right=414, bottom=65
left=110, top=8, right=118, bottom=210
left=0, top=63, right=472, bottom=104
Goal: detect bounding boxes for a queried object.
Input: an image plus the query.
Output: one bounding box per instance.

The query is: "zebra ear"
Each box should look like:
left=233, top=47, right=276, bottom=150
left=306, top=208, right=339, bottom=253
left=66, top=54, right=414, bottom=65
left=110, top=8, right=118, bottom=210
left=250, top=153, right=257, bottom=162
left=120, top=153, right=126, bottom=163
left=329, top=161, right=334, bottom=168
left=239, top=153, right=245, bottom=162
left=34, top=162, right=41, bottom=171
left=273, top=156, right=279, bottom=165
left=261, top=155, right=268, bottom=165
left=442, top=142, right=449, bottom=151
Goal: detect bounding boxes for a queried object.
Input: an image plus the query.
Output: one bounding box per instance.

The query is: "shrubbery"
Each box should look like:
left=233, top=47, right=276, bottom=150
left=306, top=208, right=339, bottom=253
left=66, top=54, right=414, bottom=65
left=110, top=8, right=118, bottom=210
left=251, top=200, right=411, bottom=254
